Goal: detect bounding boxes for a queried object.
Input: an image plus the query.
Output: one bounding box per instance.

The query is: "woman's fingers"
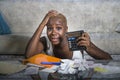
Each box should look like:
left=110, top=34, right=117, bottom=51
left=48, top=10, right=59, bottom=16
left=76, top=32, right=91, bottom=47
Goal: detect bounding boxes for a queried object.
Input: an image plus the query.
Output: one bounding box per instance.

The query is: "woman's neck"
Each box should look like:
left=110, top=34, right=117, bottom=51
left=53, top=37, right=68, bottom=48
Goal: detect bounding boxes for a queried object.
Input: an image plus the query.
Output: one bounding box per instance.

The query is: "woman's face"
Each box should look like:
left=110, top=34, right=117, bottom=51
left=47, top=18, right=67, bottom=45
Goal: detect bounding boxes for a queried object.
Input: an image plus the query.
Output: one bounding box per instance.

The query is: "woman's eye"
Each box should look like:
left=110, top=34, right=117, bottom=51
left=57, top=27, right=62, bottom=31
left=47, top=27, right=52, bottom=31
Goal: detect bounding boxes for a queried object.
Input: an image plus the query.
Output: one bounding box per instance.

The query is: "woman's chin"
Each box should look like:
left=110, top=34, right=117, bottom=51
left=52, top=41, right=59, bottom=45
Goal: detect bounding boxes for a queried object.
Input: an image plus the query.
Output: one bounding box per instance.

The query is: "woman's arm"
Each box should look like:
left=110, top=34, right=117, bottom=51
left=77, top=32, right=112, bottom=60
left=25, top=10, right=58, bottom=58
left=86, top=42, right=112, bottom=60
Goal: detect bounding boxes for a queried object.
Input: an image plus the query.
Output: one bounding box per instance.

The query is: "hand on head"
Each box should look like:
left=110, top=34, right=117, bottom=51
left=47, top=10, right=59, bottom=17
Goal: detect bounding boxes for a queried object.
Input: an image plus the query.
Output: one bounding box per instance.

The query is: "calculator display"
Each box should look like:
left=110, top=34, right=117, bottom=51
left=66, top=30, right=86, bottom=51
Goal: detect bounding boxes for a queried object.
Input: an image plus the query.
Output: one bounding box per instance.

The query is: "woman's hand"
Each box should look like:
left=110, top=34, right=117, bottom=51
left=41, top=10, right=59, bottom=26
left=46, top=10, right=59, bottom=17
left=76, top=32, right=91, bottom=51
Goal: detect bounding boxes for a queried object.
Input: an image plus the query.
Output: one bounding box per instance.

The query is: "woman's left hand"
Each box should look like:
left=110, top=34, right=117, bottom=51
left=76, top=32, right=91, bottom=50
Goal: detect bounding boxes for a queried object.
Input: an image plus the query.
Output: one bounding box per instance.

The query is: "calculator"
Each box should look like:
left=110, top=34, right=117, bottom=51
left=66, top=30, right=86, bottom=51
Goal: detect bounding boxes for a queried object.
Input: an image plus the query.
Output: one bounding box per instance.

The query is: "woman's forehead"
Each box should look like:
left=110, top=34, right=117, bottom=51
left=50, top=18, right=63, bottom=24
left=47, top=18, right=66, bottom=26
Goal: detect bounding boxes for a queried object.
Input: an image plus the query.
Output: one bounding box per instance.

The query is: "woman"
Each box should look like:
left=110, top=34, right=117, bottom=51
left=25, top=10, right=112, bottom=60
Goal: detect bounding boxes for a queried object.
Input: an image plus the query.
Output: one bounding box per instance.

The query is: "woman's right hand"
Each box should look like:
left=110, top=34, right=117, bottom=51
left=41, top=10, right=59, bottom=26
left=47, top=10, right=59, bottom=17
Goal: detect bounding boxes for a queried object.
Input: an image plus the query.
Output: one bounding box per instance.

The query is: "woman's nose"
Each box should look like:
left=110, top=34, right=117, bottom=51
left=52, top=29, right=57, bottom=34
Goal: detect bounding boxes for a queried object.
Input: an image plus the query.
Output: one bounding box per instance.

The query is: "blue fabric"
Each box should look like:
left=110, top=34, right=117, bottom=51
left=0, top=13, right=11, bottom=35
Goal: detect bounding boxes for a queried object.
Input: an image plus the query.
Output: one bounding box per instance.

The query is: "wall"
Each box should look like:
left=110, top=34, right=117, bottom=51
left=0, top=0, right=120, bottom=59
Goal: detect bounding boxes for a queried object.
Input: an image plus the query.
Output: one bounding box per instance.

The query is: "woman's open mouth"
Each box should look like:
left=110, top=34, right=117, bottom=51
left=51, top=38, right=59, bottom=42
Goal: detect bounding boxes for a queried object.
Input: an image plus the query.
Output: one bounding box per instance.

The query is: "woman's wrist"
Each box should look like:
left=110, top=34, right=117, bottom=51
left=85, top=41, right=92, bottom=52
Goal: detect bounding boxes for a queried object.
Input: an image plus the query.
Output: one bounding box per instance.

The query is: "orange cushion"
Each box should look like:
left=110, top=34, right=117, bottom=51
left=23, top=53, right=61, bottom=68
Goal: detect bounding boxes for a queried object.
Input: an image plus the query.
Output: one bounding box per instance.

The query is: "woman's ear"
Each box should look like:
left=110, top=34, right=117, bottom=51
left=65, top=26, right=68, bottom=32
